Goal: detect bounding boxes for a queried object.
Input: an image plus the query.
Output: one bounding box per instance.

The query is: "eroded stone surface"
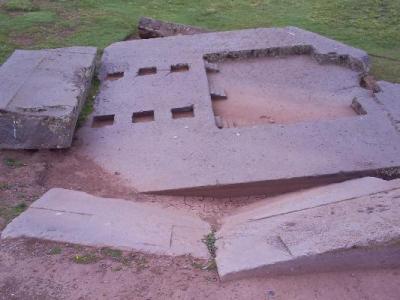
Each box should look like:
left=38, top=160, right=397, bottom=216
left=215, top=177, right=400, bottom=281
left=1, top=188, right=211, bottom=259
left=77, top=27, right=400, bottom=196
left=0, top=47, right=97, bottom=149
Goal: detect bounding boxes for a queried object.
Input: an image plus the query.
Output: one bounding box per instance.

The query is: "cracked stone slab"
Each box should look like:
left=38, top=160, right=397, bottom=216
left=1, top=188, right=211, bottom=259
left=0, top=47, right=97, bottom=149
left=215, top=177, right=400, bottom=281
left=78, top=26, right=400, bottom=197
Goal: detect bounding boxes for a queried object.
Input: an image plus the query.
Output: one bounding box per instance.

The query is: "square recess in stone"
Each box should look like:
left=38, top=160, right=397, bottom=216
left=137, top=67, right=157, bottom=76
left=92, top=115, right=115, bottom=128
left=132, top=110, right=155, bottom=123
left=171, top=105, right=194, bottom=119
left=170, top=63, right=190, bottom=72
left=106, top=72, right=124, bottom=81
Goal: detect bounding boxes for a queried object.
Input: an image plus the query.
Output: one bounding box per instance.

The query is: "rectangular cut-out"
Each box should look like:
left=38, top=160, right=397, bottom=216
left=132, top=110, right=155, bottom=123
left=106, top=72, right=124, bottom=81
left=207, top=55, right=358, bottom=129
left=171, top=63, right=190, bottom=72
left=92, top=115, right=115, bottom=128
left=171, top=106, right=194, bottom=119
left=137, top=67, right=157, bottom=76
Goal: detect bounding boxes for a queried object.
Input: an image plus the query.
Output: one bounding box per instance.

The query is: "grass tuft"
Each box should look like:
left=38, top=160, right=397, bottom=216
left=100, top=247, right=123, bottom=259
left=0, top=202, right=28, bottom=223
left=202, top=230, right=217, bottom=258
left=47, top=246, right=62, bottom=255
left=72, top=253, right=99, bottom=264
left=3, top=158, right=26, bottom=168
left=2, top=0, right=38, bottom=12
left=201, top=229, right=218, bottom=271
left=78, top=76, right=100, bottom=127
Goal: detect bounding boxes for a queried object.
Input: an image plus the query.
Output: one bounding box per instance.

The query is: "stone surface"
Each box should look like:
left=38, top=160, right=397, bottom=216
left=138, top=16, right=209, bottom=39
left=215, top=177, right=400, bottom=281
left=1, top=188, right=211, bottom=259
left=375, top=81, right=400, bottom=131
left=0, top=47, right=97, bottom=149
left=78, top=27, right=400, bottom=196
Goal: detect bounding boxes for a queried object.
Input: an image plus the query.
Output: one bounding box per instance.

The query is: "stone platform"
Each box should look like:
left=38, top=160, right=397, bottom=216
left=215, top=177, right=400, bottom=281
left=77, top=27, right=400, bottom=196
left=0, top=47, right=97, bottom=149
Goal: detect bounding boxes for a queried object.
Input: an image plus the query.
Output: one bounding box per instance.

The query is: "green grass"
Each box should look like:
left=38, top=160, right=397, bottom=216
left=3, top=158, right=25, bottom=168
left=3, top=0, right=38, bottom=12
left=0, top=202, right=28, bottom=223
left=0, top=0, right=399, bottom=82
left=72, top=253, right=99, bottom=264
left=47, top=246, right=62, bottom=255
left=78, top=76, right=100, bottom=127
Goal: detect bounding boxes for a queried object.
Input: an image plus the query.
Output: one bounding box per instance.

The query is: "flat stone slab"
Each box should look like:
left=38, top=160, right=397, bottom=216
left=1, top=188, right=211, bottom=259
left=215, top=177, right=400, bottom=280
left=77, top=27, right=400, bottom=196
left=0, top=47, right=97, bottom=149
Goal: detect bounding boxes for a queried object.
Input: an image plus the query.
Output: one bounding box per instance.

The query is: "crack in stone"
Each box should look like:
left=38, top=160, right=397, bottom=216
left=276, top=235, right=293, bottom=257
left=248, top=187, right=400, bottom=222
left=31, top=206, right=94, bottom=216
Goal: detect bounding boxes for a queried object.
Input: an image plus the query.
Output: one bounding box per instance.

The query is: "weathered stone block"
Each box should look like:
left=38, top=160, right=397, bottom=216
left=138, top=16, right=209, bottom=39
left=0, top=47, right=97, bottom=149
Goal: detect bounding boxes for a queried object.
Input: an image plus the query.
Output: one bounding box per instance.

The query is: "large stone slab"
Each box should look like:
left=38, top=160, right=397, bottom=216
left=0, top=47, right=97, bottom=149
left=215, top=177, right=400, bottom=281
left=1, top=188, right=211, bottom=259
left=77, top=26, right=400, bottom=196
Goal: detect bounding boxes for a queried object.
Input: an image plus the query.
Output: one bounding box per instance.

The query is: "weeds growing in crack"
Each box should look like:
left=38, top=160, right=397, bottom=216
left=201, top=229, right=218, bottom=271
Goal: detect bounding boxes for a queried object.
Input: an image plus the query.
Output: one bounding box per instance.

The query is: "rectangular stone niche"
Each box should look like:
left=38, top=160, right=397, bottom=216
left=132, top=110, right=155, bottom=123
left=171, top=106, right=194, bottom=119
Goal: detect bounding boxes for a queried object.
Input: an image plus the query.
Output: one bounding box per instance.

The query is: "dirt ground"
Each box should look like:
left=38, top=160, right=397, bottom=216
left=1, top=141, right=400, bottom=299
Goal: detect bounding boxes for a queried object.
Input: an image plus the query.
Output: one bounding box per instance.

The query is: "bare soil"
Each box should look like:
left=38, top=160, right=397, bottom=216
left=1, top=146, right=399, bottom=299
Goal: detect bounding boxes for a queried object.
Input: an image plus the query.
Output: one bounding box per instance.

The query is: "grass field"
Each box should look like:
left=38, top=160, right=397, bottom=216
left=0, top=0, right=399, bottom=82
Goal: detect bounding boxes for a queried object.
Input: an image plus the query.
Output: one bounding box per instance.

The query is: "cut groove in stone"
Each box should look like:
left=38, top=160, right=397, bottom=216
left=137, top=67, right=157, bottom=76
left=171, top=63, right=190, bottom=72
left=92, top=115, right=115, bottom=128
left=106, top=72, right=124, bottom=81
left=132, top=110, right=155, bottom=123
left=171, top=106, right=194, bottom=119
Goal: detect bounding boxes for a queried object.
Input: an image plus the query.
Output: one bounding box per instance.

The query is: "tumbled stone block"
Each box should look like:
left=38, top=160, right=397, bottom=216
left=1, top=188, right=211, bottom=258
left=0, top=47, right=97, bottom=149
left=215, top=177, right=400, bottom=281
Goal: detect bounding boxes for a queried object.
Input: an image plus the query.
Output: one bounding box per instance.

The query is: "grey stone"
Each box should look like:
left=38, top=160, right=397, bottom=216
left=209, top=84, right=227, bottom=100
left=138, top=16, right=209, bottom=39
left=215, top=177, right=400, bottom=281
left=375, top=81, right=400, bottom=131
left=77, top=27, right=400, bottom=196
left=1, top=188, right=211, bottom=258
left=204, top=61, right=220, bottom=73
left=0, top=47, right=97, bottom=149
